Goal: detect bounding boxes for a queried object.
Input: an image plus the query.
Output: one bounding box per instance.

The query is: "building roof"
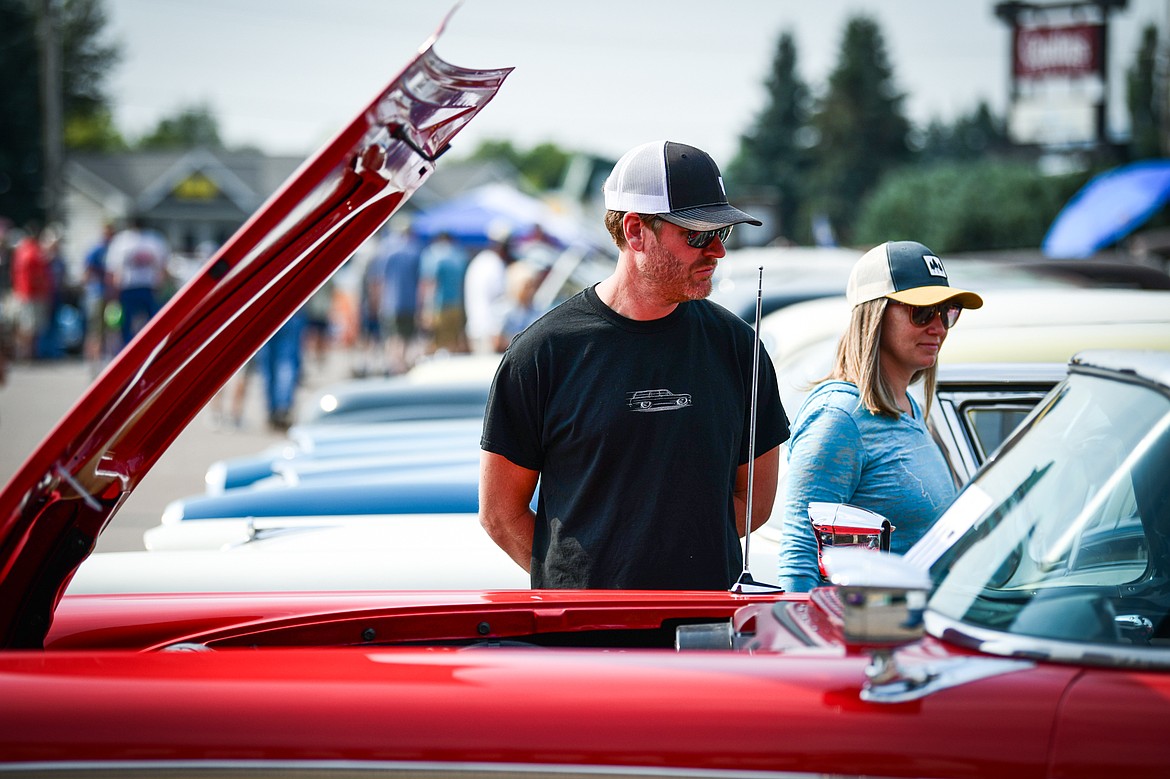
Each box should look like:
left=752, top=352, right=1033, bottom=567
left=67, top=148, right=304, bottom=219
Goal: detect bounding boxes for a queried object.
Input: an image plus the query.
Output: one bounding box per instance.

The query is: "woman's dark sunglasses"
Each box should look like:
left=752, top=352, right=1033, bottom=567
left=685, top=225, right=733, bottom=249
left=896, top=300, right=963, bottom=329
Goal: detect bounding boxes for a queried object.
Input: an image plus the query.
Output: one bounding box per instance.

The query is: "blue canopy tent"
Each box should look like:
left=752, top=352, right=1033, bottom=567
left=411, top=183, right=591, bottom=248
left=1043, top=160, right=1170, bottom=259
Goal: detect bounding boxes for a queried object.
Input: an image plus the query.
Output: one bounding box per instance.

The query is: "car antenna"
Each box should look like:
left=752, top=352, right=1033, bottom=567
left=732, top=266, right=782, bottom=593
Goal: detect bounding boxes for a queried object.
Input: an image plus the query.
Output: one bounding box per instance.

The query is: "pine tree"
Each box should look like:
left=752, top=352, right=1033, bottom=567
left=806, top=16, right=912, bottom=245
left=1127, top=24, right=1162, bottom=159
left=0, top=0, right=45, bottom=226
left=59, top=0, right=121, bottom=124
left=0, top=0, right=121, bottom=224
left=138, top=104, right=224, bottom=150
left=918, top=102, right=1010, bottom=163
left=728, top=31, right=811, bottom=243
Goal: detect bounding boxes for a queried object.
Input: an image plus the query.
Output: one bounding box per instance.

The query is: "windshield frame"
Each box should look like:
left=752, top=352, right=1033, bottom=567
left=910, top=352, right=1170, bottom=669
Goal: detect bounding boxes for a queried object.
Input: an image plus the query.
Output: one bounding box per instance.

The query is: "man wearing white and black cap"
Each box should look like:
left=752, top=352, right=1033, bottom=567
left=479, top=140, right=790, bottom=590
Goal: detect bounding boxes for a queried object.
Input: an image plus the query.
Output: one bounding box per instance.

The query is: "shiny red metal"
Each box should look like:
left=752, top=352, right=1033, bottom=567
left=0, top=15, right=511, bottom=650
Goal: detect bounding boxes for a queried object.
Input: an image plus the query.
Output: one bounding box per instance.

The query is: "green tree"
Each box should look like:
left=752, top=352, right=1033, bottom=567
left=855, top=161, right=1085, bottom=253
left=916, top=102, right=1010, bottom=163
left=64, top=106, right=126, bottom=151
left=0, top=0, right=43, bottom=225
left=465, top=139, right=571, bottom=192
left=518, top=142, right=571, bottom=191
left=137, top=103, right=224, bottom=150
left=805, top=15, right=913, bottom=245
left=59, top=0, right=120, bottom=126
left=728, top=31, right=811, bottom=243
left=467, top=139, right=522, bottom=169
left=1127, top=23, right=1162, bottom=159
left=0, top=0, right=121, bottom=222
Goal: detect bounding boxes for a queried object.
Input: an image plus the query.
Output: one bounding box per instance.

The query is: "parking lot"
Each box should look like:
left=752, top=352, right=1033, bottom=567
left=0, top=352, right=353, bottom=552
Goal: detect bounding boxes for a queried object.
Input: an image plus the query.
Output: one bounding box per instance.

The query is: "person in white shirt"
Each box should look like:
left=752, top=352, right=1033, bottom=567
left=105, top=217, right=170, bottom=349
left=464, top=225, right=515, bottom=354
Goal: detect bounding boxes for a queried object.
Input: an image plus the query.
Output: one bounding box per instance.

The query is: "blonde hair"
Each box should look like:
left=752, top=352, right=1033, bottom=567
left=821, top=298, right=938, bottom=418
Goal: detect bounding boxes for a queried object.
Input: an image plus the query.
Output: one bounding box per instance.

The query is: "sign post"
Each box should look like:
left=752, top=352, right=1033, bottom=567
left=995, top=0, right=1128, bottom=149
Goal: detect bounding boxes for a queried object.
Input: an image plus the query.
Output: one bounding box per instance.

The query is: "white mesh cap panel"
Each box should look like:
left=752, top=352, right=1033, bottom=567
left=602, top=140, right=671, bottom=213
left=845, top=243, right=894, bottom=306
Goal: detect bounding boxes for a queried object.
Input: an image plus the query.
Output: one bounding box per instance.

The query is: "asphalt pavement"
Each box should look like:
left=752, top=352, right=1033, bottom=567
left=0, top=349, right=355, bottom=553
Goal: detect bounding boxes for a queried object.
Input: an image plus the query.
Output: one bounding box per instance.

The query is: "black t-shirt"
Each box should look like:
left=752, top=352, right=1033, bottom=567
left=481, top=285, right=790, bottom=589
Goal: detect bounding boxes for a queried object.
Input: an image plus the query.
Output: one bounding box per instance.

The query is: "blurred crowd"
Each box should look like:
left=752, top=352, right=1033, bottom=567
left=0, top=214, right=566, bottom=431
left=0, top=217, right=175, bottom=377
left=349, top=220, right=560, bottom=378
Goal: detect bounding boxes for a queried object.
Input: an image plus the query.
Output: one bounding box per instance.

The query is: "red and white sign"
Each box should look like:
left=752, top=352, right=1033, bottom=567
left=1014, top=23, right=1103, bottom=79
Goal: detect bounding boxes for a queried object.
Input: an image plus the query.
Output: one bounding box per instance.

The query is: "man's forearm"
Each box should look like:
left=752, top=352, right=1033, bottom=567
left=481, top=509, right=536, bottom=572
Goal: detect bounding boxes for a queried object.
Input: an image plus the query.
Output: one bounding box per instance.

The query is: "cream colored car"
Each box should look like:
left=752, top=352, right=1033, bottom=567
left=743, top=286, right=1170, bottom=579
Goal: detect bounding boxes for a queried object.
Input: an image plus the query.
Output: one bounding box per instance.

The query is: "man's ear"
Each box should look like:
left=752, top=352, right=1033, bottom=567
left=623, top=212, right=646, bottom=251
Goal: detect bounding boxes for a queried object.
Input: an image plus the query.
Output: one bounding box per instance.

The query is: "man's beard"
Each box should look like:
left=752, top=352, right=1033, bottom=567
left=637, top=240, right=713, bottom=303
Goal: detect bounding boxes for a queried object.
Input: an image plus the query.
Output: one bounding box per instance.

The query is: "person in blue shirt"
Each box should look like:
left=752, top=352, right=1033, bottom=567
left=418, top=231, right=469, bottom=354
left=776, top=241, right=983, bottom=593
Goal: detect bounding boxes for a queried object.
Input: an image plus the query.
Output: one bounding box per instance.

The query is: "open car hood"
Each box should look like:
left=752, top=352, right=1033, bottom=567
left=0, top=12, right=511, bottom=648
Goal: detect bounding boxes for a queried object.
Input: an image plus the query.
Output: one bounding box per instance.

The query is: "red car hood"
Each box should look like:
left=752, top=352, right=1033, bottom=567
left=0, top=13, right=511, bottom=648
left=18, top=587, right=1089, bottom=777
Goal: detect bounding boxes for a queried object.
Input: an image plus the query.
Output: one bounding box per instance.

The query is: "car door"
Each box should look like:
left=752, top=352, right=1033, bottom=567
left=930, top=366, right=1065, bottom=482
left=1049, top=668, right=1170, bottom=778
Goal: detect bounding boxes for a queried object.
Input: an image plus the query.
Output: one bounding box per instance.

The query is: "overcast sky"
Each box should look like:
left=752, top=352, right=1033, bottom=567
left=104, top=0, right=1168, bottom=166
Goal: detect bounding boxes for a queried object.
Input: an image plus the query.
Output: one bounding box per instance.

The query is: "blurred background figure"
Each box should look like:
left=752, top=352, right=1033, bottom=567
left=418, top=231, right=469, bottom=355
left=199, top=239, right=254, bottom=430
left=106, top=217, right=170, bottom=350
left=499, top=260, right=544, bottom=348
left=208, top=358, right=254, bottom=431
left=0, top=219, right=12, bottom=300
left=353, top=240, right=386, bottom=378
left=373, top=220, right=423, bottom=375
left=302, top=277, right=336, bottom=375
left=464, top=223, right=516, bottom=355
left=10, top=225, right=52, bottom=361
left=82, top=223, right=116, bottom=372
left=0, top=219, right=12, bottom=382
left=256, top=308, right=306, bottom=432
left=38, top=227, right=71, bottom=360
left=513, top=223, right=561, bottom=273
left=352, top=221, right=419, bottom=378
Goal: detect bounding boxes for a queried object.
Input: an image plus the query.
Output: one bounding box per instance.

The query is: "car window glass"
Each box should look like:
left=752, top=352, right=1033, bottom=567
left=927, top=374, right=1170, bottom=648
left=963, top=404, right=1035, bottom=459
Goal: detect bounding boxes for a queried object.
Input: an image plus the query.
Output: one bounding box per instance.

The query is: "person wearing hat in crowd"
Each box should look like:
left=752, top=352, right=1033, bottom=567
left=478, top=140, right=790, bottom=590
left=775, top=241, right=983, bottom=593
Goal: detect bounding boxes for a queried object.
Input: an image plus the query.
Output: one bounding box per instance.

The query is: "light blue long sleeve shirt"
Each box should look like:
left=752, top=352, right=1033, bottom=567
left=776, top=381, right=956, bottom=592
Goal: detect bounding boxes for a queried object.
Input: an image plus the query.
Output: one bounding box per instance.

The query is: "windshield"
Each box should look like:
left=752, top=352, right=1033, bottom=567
left=913, top=371, right=1170, bottom=649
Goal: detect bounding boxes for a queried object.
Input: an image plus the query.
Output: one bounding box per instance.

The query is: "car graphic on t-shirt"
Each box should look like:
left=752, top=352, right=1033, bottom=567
left=627, top=388, right=692, bottom=412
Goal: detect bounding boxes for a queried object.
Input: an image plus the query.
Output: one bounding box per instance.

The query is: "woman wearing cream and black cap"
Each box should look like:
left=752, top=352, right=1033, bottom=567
left=775, top=241, right=983, bottom=593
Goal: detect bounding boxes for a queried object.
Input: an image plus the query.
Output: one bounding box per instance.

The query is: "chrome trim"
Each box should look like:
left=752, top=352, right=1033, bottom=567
left=1071, top=350, right=1170, bottom=394
left=0, top=758, right=870, bottom=779
left=925, top=611, right=1170, bottom=670
left=861, top=655, right=1033, bottom=704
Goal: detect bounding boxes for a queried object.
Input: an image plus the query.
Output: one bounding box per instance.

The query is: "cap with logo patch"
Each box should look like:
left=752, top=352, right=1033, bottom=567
left=846, top=241, right=983, bottom=309
left=602, top=140, right=762, bottom=231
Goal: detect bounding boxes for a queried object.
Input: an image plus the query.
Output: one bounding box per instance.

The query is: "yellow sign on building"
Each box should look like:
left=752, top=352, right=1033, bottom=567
left=174, top=172, right=220, bottom=201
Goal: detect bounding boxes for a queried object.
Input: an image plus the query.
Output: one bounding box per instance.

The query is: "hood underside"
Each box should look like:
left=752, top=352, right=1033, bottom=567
left=0, top=13, right=512, bottom=649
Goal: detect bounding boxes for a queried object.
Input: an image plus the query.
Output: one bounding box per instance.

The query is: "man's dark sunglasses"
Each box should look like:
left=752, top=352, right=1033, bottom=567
left=685, top=225, right=733, bottom=249
left=896, top=300, right=963, bottom=329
